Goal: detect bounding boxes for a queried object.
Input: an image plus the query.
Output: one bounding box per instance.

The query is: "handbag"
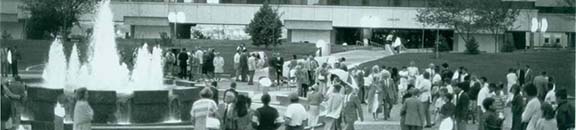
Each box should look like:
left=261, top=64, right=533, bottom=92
left=206, top=105, right=221, bottom=130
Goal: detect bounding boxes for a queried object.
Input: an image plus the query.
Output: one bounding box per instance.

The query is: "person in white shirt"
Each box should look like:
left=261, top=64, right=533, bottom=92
left=416, top=72, right=432, bottom=127
left=285, top=93, right=308, bottom=130
left=521, top=84, right=542, bottom=130
left=233, top=51, right=241, bottom=80
left=323, top=84, right=345, bottom=130
left=544, top=77, right=557, bottom=109
left=506, top=68, right=519, bottom=103
left=506, top=68, right=518, bottom=93
left=476, top=77, right=494, bottom=130
left=407, top=61, right=419, bottom=84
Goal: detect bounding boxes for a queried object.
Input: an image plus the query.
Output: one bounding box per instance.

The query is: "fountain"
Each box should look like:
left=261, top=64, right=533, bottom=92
left=27, top=0, right=201, bottom=126
left=41, top=0, right=164, bottom=93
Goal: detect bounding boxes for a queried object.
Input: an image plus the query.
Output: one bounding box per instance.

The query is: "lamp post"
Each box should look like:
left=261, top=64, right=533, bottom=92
left=530, top=17, right=548, bottom=49
left=168, top=12, right=186, bottom=39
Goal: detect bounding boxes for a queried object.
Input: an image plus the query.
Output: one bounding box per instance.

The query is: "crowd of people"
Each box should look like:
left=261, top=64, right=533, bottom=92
left=348, top=61, right=575, bottom=130
left=153, top=48, right=576, bottom=130
left=164, top=44, right=274, bottom=84
left=0, top=47, right=21, bottom=78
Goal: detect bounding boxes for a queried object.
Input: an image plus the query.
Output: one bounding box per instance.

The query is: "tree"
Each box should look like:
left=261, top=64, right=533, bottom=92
left=476, top=0, right=520, bottom=52
left=21, top=0, right=96, bottom=40
left=417, top=0, right=518, bottom=54
left=245, top=2, right=283, bottom=48
left=417, top=0, right=483, bottom=54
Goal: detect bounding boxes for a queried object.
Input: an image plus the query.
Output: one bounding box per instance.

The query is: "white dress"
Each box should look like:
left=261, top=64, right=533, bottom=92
left=213, top=56, right=224, bottom=73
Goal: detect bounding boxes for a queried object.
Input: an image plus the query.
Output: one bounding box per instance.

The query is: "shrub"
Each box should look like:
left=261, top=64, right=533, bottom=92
left=501, top=40, right=515, bottom=52
left=466, top=38, right=479, bottom=54
left=192, top=30, right=210, bottom=39
left=437, top=37, right=451, bottom=52
left=159, top=32, right=173, bottom=46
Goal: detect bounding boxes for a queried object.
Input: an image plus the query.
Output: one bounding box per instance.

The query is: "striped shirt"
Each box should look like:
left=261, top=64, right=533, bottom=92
left=191, top=98, right=218, bottom=130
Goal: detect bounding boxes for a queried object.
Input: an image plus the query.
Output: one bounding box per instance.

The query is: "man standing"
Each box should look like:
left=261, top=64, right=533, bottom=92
left=381, top=72, right=396, bottom=120
left=416, top=73, right=432, bottom=127
left=9, top=47, right=20, bottom=78
left=177, top=48, right=189, bottom=79
left=270, top=53, right=284, bottom=86
left=233, top=50, right=241, bottom=81
left=454, top=83, right=470, bottom=130
left=342, top=87, right=363, bottom=130
left=239, top=50, right=249, bottom=82
left=284, top=93, right=308, bottom=130
left=407, top=61, right=419, bottom=85
left=476, top=77, right=492, bottom=130
left=248, top=53, right=257, bottom=85
left=307, top=55, right=319, bottom=85
left=203, top=49, right=215, bottom=81
left=506, top=68, right=518, bottom=94
left=533, top=71, right=549, bottom=101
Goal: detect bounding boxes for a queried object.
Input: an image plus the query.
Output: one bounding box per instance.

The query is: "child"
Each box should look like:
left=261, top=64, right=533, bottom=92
left=433, top=88, right=449, bottom=124
left=491, top=84, right=505, bottom=116
left=535, top=103, right=558, bottom=130
left=439, top=93, right=455, bottom=120
left=483, top=97, right=504, bottom=130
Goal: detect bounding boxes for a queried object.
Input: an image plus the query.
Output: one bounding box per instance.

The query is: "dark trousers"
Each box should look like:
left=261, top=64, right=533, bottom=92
left=383, top=100, right=393, bottom=119
left=285, top=125, right=303, bottom=130
left=478, top=107, right=484, bottom=130
left=300, top=84, right=309, bottom=97
left=275, top=69, right=282, bottom=85
left=179, top=65, right=187, bottom=78
left=11, top=62, right=17, bottom=77
left=307, top=70, right=315, bottom=85
left=248, top=70, right=255, bottom=85
left=405, top=125, right=422, bottom=130
left=359, top=85, right=365, bottom=102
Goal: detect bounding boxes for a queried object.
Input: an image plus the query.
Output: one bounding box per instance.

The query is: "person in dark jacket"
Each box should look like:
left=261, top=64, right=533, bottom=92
left=239, top=50, right=249, bottom=82
left=454, top=82, right=470, bottom=130
left=178, top=48, right=189, bottom=79
left=510, top=84, right=524, bottom=130
left=482, top=98, right=503, bottom=130
left=1, top=84, right=12, bottom=130
left=254, top=94, right=281, bottom=130
left=269, top=53, right=284, bottom=86
left=555, top=88, right=575, bottom=130
left=203, top=49, right=215, bottom=81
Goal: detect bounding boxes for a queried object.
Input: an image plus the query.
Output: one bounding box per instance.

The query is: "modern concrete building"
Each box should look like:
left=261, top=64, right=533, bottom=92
left=1, top=0, right=574, bottom=52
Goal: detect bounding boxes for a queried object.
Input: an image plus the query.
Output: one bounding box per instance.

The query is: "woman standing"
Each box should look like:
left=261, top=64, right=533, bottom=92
left=367, top=65, right=382, bottom=120
left=323, top=84, right=345, bottom=130
left=213, top=52, right=225, bottom=81
left=234, top=95, right=254, bottom=130
left=73, top=88, right=93, bottom=130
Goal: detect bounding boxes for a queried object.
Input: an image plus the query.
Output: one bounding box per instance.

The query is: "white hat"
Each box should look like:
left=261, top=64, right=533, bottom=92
left=258, top=77, right=272, bottom=87
left=328, top=69, right=358, bottom=89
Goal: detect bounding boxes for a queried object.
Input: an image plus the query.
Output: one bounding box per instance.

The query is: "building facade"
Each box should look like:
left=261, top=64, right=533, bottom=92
left=1, top=0, right=574, bottom=52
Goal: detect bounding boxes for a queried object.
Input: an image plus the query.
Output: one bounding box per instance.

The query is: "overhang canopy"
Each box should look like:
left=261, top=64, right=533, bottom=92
left=284, top=20, right=332, bottom=30
left=124, top=16, right=169, bottom=26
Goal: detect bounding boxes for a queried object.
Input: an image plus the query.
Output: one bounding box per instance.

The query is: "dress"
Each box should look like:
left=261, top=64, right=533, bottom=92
left=367, top=74, right=382, bottom=113
left=214, top=56, right=224, bottom=73
left=73, top=101, right=93, bottom=130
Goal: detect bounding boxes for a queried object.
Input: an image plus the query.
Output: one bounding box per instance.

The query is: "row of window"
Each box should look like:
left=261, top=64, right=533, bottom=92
left=112, top=0, right=536, bottom=9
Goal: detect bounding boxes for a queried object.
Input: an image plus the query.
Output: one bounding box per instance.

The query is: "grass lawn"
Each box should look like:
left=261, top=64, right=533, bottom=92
left=358, top=50, right=575, bottom=95
left=0, top=39, right=352, bottom=75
